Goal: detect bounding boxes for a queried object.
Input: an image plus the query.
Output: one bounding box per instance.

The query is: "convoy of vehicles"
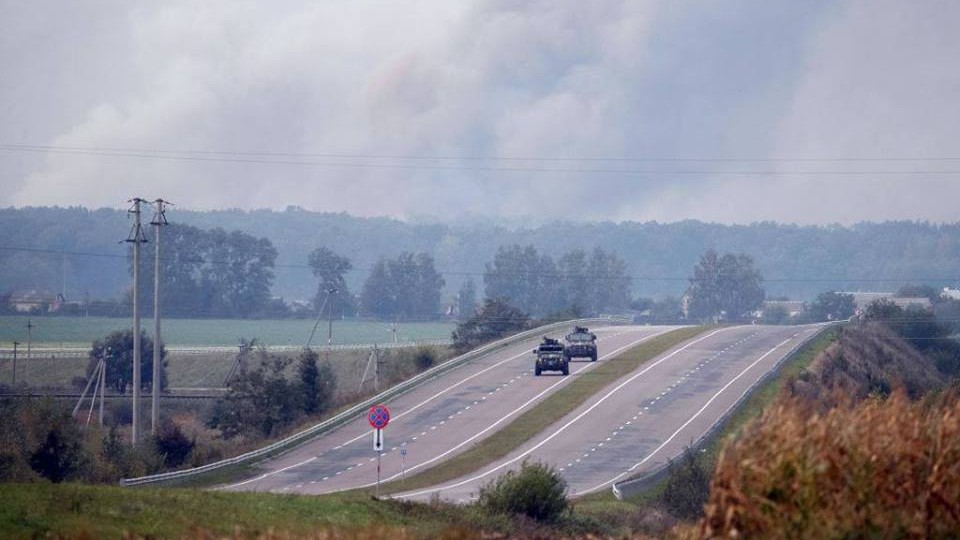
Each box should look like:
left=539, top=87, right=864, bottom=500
left=532, top=326, right=599, bottom=376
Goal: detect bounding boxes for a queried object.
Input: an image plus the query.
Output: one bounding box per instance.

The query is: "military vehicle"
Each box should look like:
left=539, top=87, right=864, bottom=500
left=533, top=337, right=568, bottom=376
left=564, top=326, right=598, bottom=362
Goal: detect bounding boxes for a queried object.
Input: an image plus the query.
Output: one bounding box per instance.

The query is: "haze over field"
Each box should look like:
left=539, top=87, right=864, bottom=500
left=2, top=1, right=959, bottom=224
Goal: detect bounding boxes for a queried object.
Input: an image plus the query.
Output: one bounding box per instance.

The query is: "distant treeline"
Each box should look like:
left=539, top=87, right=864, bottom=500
left=3, top=207, right=960, bottom=307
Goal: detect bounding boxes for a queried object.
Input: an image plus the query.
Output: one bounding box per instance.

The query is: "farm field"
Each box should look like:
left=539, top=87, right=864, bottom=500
left=0, top=315, right=454, bottom=348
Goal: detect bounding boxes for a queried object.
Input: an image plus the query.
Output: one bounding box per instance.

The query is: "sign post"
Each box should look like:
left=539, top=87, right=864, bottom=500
left=367, top=404, right=391, bottom=498
left=400, top=447, right=407, bottom=484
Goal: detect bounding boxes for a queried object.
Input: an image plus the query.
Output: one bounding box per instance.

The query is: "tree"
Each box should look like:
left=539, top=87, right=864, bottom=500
left=687, top=250, right=764, bottom=321
left=360, top=252, right=445, bottom=320
left=897, top=284, right=940, bottom=302
left=457, top=278, right=477, bottom=320
left=761, top=304, right=791, bottom=325
left=484, top=245, right=556, bottom=316
left=360, top=259, right=392, bottom=319
left=808, top=291, right=856, bottom=322
left=586, top=247, right=631, bottom=314
left=452, top=298, right=530, bottom=353
left=298, top=348, right=336, bottom=415
left=208, top=349, right=302, bottom=439
left=200, top=229, right=278, bottom=318
left=307, top=247, right=355, bottom=318
left=87, top=330, right=167, bottom=394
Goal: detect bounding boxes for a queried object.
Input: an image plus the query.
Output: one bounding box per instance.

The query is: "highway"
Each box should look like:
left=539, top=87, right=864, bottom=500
left=222, top=324, right=674, bottom=494
left=393, top=324, right=823, bottom=503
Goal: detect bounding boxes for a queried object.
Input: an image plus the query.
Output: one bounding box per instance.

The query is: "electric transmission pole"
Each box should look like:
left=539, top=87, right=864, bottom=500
left=11, top=341, right=18, bottom=386
left=126, top=197, right=148, bottom=445
left=150, top=199, right=170, bottom=435
left=326, top=287, right=338, bottom=348
left=26, top=319, right=32, bottom=382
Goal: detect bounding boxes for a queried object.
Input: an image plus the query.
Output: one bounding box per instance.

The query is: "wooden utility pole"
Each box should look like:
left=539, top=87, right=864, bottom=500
left=126, top=198, right=148, bottom=445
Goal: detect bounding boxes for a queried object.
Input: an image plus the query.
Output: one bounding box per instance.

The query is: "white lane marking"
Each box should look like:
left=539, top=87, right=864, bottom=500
left=223, top=341, right=544, bottom=489
left=579, top=333, right=804, bottom=495
left=359, top=329, right=675, bottom=488
left=395, top=327, right=733, bottom=499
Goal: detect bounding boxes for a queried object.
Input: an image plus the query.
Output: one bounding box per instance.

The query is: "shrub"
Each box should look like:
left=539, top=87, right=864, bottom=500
left=298, top=348, right=336, bottom=415
left=413, top=347, right=436, bottom=372
left=659, top=446, right=711, bottom=520
left=29, top=423, right=86, bottom=483
left=153, top=420, right=195, bottom=468
left=208, top=349, right=303, bottom=439
left=478, top=460, right=568, bottom=523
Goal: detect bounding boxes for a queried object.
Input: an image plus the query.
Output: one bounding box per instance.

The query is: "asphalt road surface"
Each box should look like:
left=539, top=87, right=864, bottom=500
left=394, top=324, right=824, bottom=503
left=222, top=324, right=675, bottom=494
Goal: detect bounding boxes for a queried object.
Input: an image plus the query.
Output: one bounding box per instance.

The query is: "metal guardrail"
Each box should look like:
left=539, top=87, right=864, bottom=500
left=611, top=323, right=831, bottom=500
left=121, top=317, right=623, bottom=487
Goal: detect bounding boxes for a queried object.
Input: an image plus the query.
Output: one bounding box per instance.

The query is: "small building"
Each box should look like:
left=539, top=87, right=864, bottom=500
left=941, top=287, right=960, bottom=301
left=8, top=290, right=61, bottom=313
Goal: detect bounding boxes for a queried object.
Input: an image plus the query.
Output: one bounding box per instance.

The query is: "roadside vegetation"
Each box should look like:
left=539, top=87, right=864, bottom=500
left=0, top=338, right=447, bottom=485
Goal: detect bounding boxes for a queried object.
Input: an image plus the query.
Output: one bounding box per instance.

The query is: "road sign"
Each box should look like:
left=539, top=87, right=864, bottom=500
left=400, top=448, right=407, bottom=456
left=373, top=428, right=384, bottom=452
left=368, top=404, right=391, bottom=429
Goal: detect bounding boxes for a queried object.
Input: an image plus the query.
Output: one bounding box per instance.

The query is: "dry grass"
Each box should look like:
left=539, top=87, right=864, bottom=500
left=787, top=323, right=945, bottom=406
left=687, top=390, right=960, bottom=539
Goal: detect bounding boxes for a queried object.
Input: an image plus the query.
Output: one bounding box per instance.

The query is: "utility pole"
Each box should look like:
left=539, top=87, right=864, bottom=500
left=126, top=197, right=148, bottom=445
left=26, top=319, right=32, bottom=382
left=326, top=287, right=338, bottom=348
left=11, top=341, right=19, bottom=386
left=150, top=199, right=170, bottom=435
left=62, top=251, right=67, bottom=302
left=99, top=348, right=106, bottom=425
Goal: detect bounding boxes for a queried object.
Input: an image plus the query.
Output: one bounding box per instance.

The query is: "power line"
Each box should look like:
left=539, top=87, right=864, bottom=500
left=5, top=142, right=960, bottom=163
left=0, top=244, right=957, bottom=284
left=2, top=144, right=959, bottom=175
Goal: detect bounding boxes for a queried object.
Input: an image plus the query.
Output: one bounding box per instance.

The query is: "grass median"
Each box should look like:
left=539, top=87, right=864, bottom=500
left=377, top=326, right=708, bottom=496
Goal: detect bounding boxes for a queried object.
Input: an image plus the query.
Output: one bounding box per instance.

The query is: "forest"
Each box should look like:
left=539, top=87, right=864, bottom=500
left=2, top=206, right=959, bottom=309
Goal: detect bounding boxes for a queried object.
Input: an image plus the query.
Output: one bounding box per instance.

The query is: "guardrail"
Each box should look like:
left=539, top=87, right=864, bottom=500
left=121, top=317, right=624, bottom=487
left=611, top=323, right=832, bottom=500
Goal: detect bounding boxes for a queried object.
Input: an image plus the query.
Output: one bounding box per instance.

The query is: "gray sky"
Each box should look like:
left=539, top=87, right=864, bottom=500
left=1, top=1, right=958, bottom=225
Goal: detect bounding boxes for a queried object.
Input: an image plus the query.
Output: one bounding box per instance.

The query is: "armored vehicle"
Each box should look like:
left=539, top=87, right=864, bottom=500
left=564, top=326, right=598, bottom=362
left=533, top=337, right=568, bottom=376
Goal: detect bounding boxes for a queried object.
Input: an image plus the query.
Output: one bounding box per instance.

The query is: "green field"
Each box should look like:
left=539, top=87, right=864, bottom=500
left=0, top=316, right=453, bottom=348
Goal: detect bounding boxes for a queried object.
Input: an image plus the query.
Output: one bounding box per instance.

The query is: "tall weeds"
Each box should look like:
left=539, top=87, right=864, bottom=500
left=696, top=391, right=960, bottom=539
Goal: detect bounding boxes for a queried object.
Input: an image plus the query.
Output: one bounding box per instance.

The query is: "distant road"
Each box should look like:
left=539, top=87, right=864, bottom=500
left=393, top=324, right=821, bottom=502
left=222, top=325, right=673, bottom=494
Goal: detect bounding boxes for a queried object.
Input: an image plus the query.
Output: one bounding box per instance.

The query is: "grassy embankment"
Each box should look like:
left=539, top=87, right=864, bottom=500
left=0, top=483, right=470, bottom=539
left=374, top=326, right=708, bottom=495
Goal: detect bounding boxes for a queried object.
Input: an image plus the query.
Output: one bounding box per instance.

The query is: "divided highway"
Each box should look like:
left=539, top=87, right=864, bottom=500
left=223, top=324, right=674, bottom=494
left=394, top=324, right=823, bottom=502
